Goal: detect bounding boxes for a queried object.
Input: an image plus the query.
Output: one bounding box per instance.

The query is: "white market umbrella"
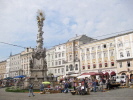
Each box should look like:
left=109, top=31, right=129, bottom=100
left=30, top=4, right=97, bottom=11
left=77, top=75, right=90, bottom=79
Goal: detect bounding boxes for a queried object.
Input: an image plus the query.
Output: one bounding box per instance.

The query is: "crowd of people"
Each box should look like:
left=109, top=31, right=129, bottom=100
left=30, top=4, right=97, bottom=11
left=38, top=77, right=120, bottom=95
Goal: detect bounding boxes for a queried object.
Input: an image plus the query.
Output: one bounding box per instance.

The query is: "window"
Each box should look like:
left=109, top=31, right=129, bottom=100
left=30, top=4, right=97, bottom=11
left=99, top=64, right=102, bottom=68
left=111, top=62, right=114, bottom=66
left=120, top=52, right=124, bottom=57
left=81, top=55, right=85, bottom=60
left=103, top=44, right=106, bottom=48
left=55, top=69, right=57, bottom=73
left=110, top=43, right=113, bottom=47
left=58, top=69, right=60, bottom=73
left=62, top=68, right=64, bottom=73
left=69, top=55, right=72, bottom=61
left=70, top=65, right=73, bottom=71
left=55, top=61, right=58, bottom=65
left=82, top=66, right=85, bottom=69
left=81, top=49, right=84, bottom=52
left=75, top=54, right=78, bottom=60
left=59, top=53, right=61, bottom=57
left=75, top=64, right=78, bottom=70
left=92, top=47, right=95, bottom=50
left=86, top=48, right=89, bottom=52
left=62, top=52, right=64, bottom=57
left=127, top=61, right=130, bottom=67
left=59, top=61, right=61, bottom=65
left=66, top=66, right=68, bottom=71
left=92, top=53, right=95, bottom=59
left=119, top=62, right=122, bottom=68
left=98, top=53, right=101, bottom=58
left=104, top=52, right=107, bottom=57
left=118, top=42, right=123, bottom=47
left=88, top=65, right=90, bottom=69
left=55, top=54, right=57, bottom=58
left=110, top=50, right=114, bottom=56
left=86, top=54, right=90, bottom=59
left=105, top=63, right=108, bottom=67
left=98, top=46, right=101, bottom=49
left=93, top=64, right=96, bottom=68
left=127, top=51, right=130, bottom=57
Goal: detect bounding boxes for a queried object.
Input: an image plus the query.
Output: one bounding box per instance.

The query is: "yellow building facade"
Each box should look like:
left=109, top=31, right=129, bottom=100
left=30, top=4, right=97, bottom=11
left=0, top=60, right=6, bottom=79
left=80, top=36, right=117, bottom=77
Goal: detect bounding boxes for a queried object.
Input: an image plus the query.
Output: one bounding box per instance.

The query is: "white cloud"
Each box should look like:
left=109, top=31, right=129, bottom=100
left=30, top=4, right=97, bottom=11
left=0, top=0, right=133, bottom=60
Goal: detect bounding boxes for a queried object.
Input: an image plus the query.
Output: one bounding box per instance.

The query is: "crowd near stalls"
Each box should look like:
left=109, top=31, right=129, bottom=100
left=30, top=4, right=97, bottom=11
left=48, top=71, right=133, bottom=95
left=1, top=72, right=133, bottom=95
left=0, top=75, right=26, bottom=88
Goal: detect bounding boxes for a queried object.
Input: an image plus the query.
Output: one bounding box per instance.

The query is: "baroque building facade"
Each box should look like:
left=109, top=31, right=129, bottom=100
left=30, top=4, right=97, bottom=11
left=80, top=36, right=117, bottom=77
left=46, top=35, right=95, bottom=77
left=46, top=43, right=66, bottom=76
left=9, top=53, right=22, bottom=77
left=115, top=32, right=133, bottom=78
left=0, top=60, right=6, bottom=79
left=5, top=58, right=10, bottom=78
left=65, top=35, right=95, bottom=76
left=20, top=47, right=34, bottom=77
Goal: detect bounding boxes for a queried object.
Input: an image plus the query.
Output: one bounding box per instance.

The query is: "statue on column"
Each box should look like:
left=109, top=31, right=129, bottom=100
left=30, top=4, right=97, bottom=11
left=28, top=10, right=47, bottom=89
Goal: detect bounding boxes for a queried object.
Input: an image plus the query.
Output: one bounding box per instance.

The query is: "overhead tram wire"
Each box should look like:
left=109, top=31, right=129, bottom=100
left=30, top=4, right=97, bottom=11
left=0, top=29, right=133, bottom=49
left=0, top=42, right=26, bottom=49
left=92, top=29, right=133, bottom=39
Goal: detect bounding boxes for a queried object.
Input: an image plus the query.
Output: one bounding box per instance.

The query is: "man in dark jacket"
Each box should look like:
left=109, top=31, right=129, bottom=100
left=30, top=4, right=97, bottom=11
left=28, top=83, right=35, bottom=97
left=64, top=82, right=69, bottom=93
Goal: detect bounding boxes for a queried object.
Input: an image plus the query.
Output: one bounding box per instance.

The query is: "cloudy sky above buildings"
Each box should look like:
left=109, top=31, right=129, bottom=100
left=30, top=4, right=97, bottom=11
left=0, top=0, right=133, bottom=61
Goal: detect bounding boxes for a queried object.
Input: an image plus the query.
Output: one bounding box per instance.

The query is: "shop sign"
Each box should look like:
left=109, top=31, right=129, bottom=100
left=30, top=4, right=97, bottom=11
left=101, top=69, right=115, bottom=73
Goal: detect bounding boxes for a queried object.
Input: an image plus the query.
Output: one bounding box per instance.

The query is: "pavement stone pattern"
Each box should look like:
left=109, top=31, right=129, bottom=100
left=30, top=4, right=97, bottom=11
left=0, top=88, right=133, bottom=100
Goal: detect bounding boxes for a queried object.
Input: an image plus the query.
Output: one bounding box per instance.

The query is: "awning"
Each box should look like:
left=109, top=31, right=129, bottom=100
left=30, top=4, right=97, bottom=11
left=110, top=71, right=116, bottom=75
left=104, top=72, right=109, bottom=75
left=4, top=77, right=13, bottom=80
left=77, top=75, right=90, bottom=79
left=81, top=73, right=90, bottom=75
left=81, top=72, right=102, bottom=76
left=68, top=74, right=80, bottom=77
left=14, top=75, right=26, bottom=78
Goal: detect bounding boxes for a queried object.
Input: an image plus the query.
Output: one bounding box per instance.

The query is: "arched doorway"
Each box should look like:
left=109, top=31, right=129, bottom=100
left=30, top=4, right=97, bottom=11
left=121, top=73, right=126, bottom=75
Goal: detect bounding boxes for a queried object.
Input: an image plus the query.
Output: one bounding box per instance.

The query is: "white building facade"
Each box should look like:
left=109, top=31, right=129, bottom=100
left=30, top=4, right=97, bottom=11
left=46, top=44, right=66, bottom=76
left=9, top=53, right=21, bottom=77
left=115, top=32, right=133, bottom=78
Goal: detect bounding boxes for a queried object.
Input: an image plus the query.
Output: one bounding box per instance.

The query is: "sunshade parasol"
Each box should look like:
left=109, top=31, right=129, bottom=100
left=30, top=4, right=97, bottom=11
left=42, top=81, right=51, bottom=84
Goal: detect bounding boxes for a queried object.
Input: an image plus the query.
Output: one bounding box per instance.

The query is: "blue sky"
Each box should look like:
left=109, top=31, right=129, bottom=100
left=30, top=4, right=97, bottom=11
left=0, top=0, right=133, bottom=61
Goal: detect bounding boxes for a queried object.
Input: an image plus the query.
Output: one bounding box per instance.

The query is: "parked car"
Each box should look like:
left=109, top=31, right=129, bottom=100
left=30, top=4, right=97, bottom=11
left=112, top=75, right=126, bottom=83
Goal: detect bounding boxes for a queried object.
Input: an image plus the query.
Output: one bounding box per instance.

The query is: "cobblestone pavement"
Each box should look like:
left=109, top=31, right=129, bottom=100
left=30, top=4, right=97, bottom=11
left=0, top=88, right=133, bottom=100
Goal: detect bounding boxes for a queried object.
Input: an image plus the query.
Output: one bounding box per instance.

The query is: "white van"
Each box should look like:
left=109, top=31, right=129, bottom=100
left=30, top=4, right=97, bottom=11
left=113, top=75, right=126, bottom=83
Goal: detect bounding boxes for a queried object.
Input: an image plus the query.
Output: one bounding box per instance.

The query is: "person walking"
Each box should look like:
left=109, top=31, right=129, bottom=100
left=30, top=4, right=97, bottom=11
left=40, top=83, right=44, bottom=92
left=92, top=80, right=97, bottom=92
left=28, top=83, right=35, bottom=97
left=64, top=82, right=69, bottom=93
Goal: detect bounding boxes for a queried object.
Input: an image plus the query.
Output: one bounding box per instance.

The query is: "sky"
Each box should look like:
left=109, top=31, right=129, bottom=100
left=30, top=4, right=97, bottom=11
left=0, top=0, right=133, bottom=61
